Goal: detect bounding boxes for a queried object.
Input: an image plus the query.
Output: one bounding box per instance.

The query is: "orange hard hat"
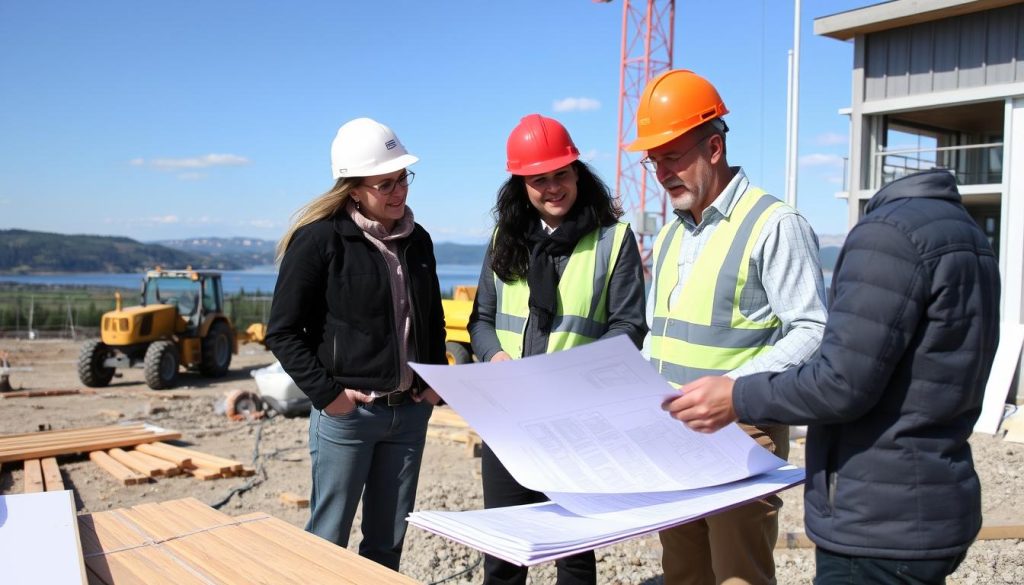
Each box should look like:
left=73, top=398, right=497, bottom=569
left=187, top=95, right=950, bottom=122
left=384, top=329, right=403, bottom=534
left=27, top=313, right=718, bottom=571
left=506, top=114, right=580, bottom=176
left=626, top=69, right=729, bottom=152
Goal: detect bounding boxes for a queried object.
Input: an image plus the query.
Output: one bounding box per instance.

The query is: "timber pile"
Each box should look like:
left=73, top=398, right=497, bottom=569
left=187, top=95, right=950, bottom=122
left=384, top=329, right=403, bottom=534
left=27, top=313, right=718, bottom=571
left=79, top=497, right=420, bottom=584
left=0, top=423, right=181, bottom=463
left=90, top=442, right=255, bottom=485
left=22, top=457, right=65, bottom=492
left=428, top=406, right=482, bottom=457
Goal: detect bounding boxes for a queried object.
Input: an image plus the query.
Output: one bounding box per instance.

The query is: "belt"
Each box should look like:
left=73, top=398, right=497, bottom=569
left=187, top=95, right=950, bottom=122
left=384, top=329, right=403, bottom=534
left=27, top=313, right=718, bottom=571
left=369, top=390, right=412, bottom=406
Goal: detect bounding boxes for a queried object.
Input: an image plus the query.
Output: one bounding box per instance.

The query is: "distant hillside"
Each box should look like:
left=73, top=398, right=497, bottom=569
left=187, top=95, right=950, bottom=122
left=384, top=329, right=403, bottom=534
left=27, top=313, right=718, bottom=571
left=434, top=242, right=486, bottom=266
left=0, top=229, right=243, bottom=273
left=154, top=237, right=277, bottom=267
left=820, top=246, right=841, bottom=272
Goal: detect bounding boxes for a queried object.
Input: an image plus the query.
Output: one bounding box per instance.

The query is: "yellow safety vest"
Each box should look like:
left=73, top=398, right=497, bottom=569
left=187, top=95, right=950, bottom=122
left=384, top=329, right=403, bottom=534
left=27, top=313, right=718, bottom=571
left=494, top=222, right=628, bottom=359
left=649, top=188, right=787, bottom=387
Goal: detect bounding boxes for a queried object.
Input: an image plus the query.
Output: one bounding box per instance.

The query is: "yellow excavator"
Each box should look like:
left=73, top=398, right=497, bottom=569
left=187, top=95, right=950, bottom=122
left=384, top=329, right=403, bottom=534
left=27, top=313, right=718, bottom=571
left=443, top=285, right=476, bottom=364
left=78, top=268, right=243, bottom=390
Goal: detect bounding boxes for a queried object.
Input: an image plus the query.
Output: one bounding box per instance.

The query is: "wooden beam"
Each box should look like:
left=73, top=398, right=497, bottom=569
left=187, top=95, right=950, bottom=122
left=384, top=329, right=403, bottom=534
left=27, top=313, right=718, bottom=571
left=23, top=459, right=45, bottom=493
left=142, top=442, right=243, bottom=471
left=133, top=442, right=190, bottom=467
left=88, top=451, right=148, bottom=486
left=779, top=520, right=1024, bottom=549
left=41, top=457, right=65, bottom=491
left=279, top=492, right=310, bottom=508
left=0, top=425, right=181, bottom=463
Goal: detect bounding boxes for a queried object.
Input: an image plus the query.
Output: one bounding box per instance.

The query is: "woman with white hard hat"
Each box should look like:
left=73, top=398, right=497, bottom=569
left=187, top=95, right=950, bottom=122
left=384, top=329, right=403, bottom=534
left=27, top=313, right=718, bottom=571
left=266, top=117, right=445, bottom=572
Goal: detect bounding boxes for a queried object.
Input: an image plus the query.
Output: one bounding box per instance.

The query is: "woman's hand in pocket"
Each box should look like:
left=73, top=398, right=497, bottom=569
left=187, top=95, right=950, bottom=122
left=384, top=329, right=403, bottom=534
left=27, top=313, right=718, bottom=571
left=323, top=388, right=370, bottom=416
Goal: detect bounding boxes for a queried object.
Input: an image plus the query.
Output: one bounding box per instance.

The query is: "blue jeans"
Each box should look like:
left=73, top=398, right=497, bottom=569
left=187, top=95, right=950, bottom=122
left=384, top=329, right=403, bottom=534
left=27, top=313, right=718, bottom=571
left=306, top=400, right=433, bottom=571
left=814, top=547, right=967, bottom=585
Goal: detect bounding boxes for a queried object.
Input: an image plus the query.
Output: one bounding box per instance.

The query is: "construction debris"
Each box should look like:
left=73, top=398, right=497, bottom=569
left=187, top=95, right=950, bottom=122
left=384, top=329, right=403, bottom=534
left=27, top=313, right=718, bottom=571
left=279, top=491, right=310, bottom=508
left=428, top=406, right=482, bottom=457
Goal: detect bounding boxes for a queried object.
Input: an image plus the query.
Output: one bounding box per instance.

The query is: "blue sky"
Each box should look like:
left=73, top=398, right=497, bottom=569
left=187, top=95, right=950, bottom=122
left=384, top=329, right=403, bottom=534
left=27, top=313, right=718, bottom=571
left=0, top=0, right=870, bottom=245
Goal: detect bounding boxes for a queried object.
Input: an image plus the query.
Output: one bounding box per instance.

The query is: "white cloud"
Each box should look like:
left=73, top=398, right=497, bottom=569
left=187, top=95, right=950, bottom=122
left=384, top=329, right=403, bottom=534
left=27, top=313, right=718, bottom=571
left=814, top=132, right=847, bottom=146
left=131, top=153, right=250, bottom=170
left=552, top=97, right=601, bottom=112
left=245, top=219, right=277, bottom=229
left=799, top=153, right=844, bottom=168
left=177, top=172, right=206, bottom=181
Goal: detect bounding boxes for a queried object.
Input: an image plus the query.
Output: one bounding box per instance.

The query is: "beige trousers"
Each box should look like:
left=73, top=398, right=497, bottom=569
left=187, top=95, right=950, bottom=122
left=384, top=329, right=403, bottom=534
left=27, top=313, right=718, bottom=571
left=659, top=424, right=790, bottom=585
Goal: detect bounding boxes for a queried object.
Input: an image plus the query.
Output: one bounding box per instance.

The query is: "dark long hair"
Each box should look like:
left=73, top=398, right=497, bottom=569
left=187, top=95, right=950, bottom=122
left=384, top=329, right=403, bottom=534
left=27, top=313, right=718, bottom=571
left=490, top=160, right=622, bottom=282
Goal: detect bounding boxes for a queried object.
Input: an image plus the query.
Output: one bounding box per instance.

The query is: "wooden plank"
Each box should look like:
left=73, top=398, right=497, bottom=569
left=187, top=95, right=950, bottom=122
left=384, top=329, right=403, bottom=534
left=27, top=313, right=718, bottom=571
left=128, top=449, right=181, bottom=476
left=82, top=510, right=212, bottom=584
left=0, top=388, right=94, bottom=399
left=89, top=451, right=148, bottom=486
left=0, top=424, right=147, bottom=442
left=134, top=442, right=191, bottom=467
left=279, top=492, right=309, bottom=508
left=182, top=464, right=222, bottom=480
left=0, top=429, right=181, bottom=463
left=41, top=456, right=65, bottom=491
left=107, top=448, right=165, bottom=477
left=117, top=505, right=291, bottom=585
left=779, top=521, right=1024, bottom=549
left=145, top=441, right=243, bottom=471
left=246, top=513, right=421, bottom=584
left=23, top=458, right=45, bottom=493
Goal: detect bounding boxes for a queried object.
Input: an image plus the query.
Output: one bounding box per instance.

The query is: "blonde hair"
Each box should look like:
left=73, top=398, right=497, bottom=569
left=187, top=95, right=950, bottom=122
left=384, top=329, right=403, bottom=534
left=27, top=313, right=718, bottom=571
left=276, top=177, right=362, bottom=263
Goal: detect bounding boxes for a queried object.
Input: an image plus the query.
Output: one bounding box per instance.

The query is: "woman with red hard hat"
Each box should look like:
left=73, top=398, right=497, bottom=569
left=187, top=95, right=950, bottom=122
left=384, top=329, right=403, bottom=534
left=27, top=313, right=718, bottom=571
left=265, top=117, right=446, bottom=573
left=468, top=114, right=648, bottom=584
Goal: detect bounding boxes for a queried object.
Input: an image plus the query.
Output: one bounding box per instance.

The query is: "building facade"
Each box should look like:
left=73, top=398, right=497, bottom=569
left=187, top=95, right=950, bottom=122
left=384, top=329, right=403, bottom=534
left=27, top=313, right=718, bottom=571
left=816, top=0, right=1024, bottom=397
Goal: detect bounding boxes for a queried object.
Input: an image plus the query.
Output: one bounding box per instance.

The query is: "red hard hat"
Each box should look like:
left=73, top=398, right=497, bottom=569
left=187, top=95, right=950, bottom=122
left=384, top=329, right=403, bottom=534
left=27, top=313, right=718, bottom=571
left=506, top=114, right=580, bottom=176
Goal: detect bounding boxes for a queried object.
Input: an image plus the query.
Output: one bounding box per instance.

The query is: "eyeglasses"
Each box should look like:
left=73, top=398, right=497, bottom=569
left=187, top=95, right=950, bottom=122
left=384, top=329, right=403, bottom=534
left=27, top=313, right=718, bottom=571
left=640, top=134, right=713, bottom=173
left=362, top=171, right=415, bottom=195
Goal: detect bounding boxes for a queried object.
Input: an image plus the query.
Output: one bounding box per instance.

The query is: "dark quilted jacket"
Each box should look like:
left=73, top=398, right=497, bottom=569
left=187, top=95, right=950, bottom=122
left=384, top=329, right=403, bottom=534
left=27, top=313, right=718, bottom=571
left=733, top=169, right=1000, bottom=559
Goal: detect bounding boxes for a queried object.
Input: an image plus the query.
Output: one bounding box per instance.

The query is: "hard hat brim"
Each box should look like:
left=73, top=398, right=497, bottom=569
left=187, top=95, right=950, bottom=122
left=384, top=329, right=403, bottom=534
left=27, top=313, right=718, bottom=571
left=508, top=152, right=578, bottom=177
left=626, top=130, right=686, bottom=153
left=332, top=153, right=419, bottom=180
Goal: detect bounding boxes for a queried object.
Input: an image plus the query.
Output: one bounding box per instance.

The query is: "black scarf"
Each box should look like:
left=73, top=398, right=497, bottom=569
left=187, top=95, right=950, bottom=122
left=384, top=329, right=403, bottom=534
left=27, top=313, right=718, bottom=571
left=524, top=206, right=599, bottom=332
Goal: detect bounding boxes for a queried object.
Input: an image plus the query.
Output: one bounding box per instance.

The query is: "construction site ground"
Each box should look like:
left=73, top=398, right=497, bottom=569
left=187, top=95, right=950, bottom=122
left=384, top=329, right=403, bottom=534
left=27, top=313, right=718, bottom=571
left=1, top=338, right=1022, bottom=584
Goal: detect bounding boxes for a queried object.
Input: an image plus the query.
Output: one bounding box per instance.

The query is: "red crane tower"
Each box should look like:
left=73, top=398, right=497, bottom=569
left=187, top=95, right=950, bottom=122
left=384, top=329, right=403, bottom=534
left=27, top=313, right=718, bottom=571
left=598, top=0, right=676, bottom=268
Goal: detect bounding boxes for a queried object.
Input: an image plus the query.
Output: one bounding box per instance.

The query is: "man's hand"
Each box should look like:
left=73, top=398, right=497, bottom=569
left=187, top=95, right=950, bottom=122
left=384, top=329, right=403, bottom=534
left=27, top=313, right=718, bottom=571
left=490, top=351, right=512, bottom=363
left=662, top=376, right=738, bottom=433
left=414, top=387, right=442, bottom=405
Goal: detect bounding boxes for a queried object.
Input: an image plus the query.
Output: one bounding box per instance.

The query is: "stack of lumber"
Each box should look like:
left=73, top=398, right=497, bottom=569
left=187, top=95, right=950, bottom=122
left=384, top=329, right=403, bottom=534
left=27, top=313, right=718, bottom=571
left=79, top=497, right=419, bottom=584
left=428, top=406, right=482, bottom=457
left=90, top=441, right=254, bottom=485
left=0, top=423, right=180, bottom=464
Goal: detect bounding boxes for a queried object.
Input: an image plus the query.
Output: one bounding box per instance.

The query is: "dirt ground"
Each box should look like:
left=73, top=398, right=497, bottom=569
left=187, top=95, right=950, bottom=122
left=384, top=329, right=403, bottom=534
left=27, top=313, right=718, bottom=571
left=0, top=338, right=475, bottom=531
left=2, top=338, right=1022, bottom=584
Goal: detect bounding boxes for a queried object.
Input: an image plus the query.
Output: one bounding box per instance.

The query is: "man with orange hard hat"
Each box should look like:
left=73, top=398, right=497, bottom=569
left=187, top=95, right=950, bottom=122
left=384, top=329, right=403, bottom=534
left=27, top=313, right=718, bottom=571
left=628, top=69, right=828, bottom=585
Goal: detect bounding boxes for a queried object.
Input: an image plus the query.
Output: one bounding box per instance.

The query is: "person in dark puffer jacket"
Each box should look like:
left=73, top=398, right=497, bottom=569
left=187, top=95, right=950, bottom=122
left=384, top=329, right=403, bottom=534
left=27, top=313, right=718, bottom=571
left=662, top=168, right=1001, bottom=584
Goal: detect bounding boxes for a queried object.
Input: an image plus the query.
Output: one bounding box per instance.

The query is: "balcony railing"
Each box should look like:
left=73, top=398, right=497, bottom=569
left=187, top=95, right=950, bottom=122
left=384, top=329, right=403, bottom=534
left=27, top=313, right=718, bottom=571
left=871, top=142, right=1003, bottom=188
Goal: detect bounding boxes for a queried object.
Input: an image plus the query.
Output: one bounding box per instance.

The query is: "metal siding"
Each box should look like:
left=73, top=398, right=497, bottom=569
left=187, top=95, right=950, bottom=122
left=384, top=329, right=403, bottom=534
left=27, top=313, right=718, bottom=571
left=958, top=12, right=988, bottom=87
left=932, top=18, right=960, bottom=91
left=908, top=23, right=935, bottom=94
left=1018, top=5, right=1024, bottom=81
left=986, top=6, right=1018, bottom=84
left=886, top=28, right=911, bottom=97
left=865, top=34, right=889, bottom=100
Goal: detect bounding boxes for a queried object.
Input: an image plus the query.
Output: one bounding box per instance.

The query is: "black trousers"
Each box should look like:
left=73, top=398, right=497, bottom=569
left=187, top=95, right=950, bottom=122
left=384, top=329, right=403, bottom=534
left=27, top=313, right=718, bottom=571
left=480, top=443, right=597, bottom=585
left=814, top=546, right=967, bottom=585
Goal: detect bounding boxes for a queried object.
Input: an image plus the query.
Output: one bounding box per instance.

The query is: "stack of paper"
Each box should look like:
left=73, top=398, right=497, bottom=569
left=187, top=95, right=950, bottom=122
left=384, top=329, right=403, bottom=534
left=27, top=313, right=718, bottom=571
left=409, top=336, right=805, bottom=566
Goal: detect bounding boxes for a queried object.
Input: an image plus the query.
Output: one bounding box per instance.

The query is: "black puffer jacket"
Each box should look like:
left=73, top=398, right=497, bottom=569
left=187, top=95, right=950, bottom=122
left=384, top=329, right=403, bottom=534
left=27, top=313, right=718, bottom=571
left=733, top=169, right=1000, bottom=559
left=265, top=212, right=447, bottom=410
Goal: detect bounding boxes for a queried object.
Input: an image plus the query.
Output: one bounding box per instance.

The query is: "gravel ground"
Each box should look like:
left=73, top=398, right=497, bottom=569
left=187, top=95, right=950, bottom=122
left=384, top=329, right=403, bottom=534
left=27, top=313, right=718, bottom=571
left=1, top=338, right=1022, bottom=584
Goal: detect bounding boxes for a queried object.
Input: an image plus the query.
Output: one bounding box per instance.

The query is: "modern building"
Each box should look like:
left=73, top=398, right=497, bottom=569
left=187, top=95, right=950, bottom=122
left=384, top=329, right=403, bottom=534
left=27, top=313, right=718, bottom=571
left=816, top=0, right=1024, bottom=399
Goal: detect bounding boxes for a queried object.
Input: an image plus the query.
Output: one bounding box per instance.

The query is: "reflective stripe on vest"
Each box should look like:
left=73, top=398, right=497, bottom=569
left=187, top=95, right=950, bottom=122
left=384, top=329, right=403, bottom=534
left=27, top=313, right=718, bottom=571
left=649, top=188, right=786, bottom=386
left=494, top=222, right=628, bottom=359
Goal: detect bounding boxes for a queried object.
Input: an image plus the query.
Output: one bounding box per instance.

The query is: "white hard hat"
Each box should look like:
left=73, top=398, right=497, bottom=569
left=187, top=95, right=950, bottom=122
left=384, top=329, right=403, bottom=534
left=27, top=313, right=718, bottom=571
left=330, top=117, right=419, bottom=179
